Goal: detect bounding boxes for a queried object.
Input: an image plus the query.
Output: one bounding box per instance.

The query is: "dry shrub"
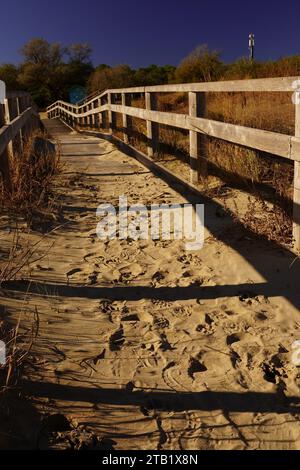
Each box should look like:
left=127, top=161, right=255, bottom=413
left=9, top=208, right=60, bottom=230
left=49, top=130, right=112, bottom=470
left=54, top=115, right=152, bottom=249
left=155, top=92, right=295, bottom=245
left=131, top=95, right=145, bottom=109
left=0, top=311, right=38, bottom=394
left=0, top=135, right=58, bottom=394
left=107, top=89, right=295, bottom=245
left=157, top=92, right=187, bottom=114
left=0, top=228, right=42, bottom=394
left=128, top=117, right=148, bottom=154
left=206, top=92, right=294, bottom=134
left=0, top=130, right=61, bottom=218
left=242, top=197, right=293, bottom=246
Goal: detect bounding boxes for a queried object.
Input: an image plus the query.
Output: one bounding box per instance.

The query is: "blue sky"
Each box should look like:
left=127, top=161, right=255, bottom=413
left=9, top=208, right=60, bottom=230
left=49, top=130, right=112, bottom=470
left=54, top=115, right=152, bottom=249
left=1, top=0, right=300, bottom=67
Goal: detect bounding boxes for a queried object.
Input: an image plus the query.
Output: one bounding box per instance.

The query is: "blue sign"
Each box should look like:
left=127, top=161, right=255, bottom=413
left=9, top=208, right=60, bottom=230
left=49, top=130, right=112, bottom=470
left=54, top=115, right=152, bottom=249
left=69, top=86, right=86, bottom=104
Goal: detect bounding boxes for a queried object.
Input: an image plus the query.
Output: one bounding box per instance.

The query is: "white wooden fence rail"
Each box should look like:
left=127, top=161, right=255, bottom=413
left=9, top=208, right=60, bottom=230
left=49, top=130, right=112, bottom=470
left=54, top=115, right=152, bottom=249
left=46, top=76, right=300, bottom=250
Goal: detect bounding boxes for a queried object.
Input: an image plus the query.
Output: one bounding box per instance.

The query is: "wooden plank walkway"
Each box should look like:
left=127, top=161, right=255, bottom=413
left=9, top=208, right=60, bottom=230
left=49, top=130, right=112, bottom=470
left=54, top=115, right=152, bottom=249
left=1, top=118, right=300, bottom=450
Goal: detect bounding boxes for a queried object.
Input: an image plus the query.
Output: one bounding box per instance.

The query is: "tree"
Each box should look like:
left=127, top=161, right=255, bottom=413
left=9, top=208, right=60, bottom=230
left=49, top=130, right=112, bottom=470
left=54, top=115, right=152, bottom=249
left=20, top=38, right=64, bottom=67
left=88, top=64, right=134, bottom=93
left=67, top=43, right=92, bottom=64
left=175, top=44, right=223, bottom=83
left=65, top=43, right=93, bottom=94
left=134, top=64, right=175, bottom=86
left=18, top=38, right=93, bottom=107
left=0, top=64, right=20, bottom=90
left=222, top=57, right=262, bottom=80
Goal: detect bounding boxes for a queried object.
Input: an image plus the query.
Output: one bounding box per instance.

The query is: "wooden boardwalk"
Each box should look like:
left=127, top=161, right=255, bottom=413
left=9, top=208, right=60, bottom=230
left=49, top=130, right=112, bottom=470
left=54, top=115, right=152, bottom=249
left=1, top=118, right=300, bottom=449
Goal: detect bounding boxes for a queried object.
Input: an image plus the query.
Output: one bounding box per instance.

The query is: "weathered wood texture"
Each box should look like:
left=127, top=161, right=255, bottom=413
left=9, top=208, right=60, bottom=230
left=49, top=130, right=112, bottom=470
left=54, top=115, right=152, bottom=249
left=0, top=88, right=39, bottom=192
left=0, top=101, right=11, bottom=191
left=293, top=92, right=300, bottom=250
left=145, top=92, right=158, bottom=157
left=46, top=76, right=300, bottom=250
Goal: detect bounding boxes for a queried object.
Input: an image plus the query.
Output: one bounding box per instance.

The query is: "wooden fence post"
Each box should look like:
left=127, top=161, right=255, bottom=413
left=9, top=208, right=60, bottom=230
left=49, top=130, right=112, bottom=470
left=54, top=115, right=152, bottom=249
left=189, top=91, right=207, bottom=184
left=145, top=92, right=158, bottom=157
left=122, top=92, right=131, bottom=144
left=91, top=101, right=96, bottom=128
left=0, top=98, right=12, bottom=192
left=98, top=98, right=103, bottom=129
left=293, top=91, right=300, bottom=251
left=4, top=98, right=14, bottom=158
left=108, top=93, right=116, bottom=134
left=102, top=96, right=108, bottom=130
left=107, top=93, right=112, bottom=134
left=16, top=97, right=23, bottom=153
left=79, top=106, right=83, bottom=127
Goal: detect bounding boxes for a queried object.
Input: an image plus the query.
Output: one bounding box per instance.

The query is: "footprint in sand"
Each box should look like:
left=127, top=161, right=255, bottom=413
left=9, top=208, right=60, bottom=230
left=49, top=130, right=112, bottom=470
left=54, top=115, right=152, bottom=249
left=159, top=333, right=175, bottom=351
left=109, top=327, right=125, bottom=351
left=88, top=271, right=98, bottom=285
left=119, top=262, right=144, bottom=283
left=66, top=268, right=82, bottom=283
left=187, top=357, right=207, bottom=380
left=226, top=333, right=241, bottom=346
left=152, top=271, right=165, bottom=285
left=83, top=252, right=96, bottom=262
left=36, top=264, right=54, bottom=271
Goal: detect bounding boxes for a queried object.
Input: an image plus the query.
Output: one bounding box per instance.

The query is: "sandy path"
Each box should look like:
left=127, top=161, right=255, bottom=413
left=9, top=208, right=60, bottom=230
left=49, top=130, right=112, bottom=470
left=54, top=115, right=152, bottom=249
left=1, top=118, right=300, bottom=449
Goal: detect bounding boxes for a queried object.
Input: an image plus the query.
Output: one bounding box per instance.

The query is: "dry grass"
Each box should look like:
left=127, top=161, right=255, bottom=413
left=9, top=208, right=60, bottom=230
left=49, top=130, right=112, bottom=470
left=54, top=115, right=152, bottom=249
left=0, top=129, right=60, bottom=423
left=242, top=197, right=293, bottom=246
left=0, top=229, right=42, bottom=395
left=108, top=90, right=295, bottom=246
left=0, top=130, right=61, bottom=221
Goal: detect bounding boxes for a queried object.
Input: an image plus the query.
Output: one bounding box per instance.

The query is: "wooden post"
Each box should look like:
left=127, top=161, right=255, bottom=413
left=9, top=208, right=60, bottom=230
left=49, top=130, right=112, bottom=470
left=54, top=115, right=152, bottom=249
left=75, top=105, right=79, bottom=128
left=84, top=105, right=88, bottom=127
left=16, top=97, right=23, bottom=153
left=4, top=98, right=14, bottom=157
left=92, top=103, right=97, bottom=128
left=122, top=92, right=131, bottom=144
left=101, top=96, right=108, bottom=130
left=98, top=98, right=103, bottom=129
left=145, top=92, right=158, bottom=157
left=78, top=106, right=83, bottom=127
left=82, top=106, right=86, bottom=127
left=107, top=93, right=116, bottom=134
left=293, top=91, right=300, bottom=251
left=0, top=101, right=12, bottom=192
left=189, top=91, right=206, bottom=184
left=87, top=104, right=91, bottom=127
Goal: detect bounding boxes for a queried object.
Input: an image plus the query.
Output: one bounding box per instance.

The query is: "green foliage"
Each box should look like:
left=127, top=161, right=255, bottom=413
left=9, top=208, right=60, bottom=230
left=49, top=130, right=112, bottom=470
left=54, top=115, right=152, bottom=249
left=0, top=64, right=20, bottom=90
left=88, top=64, right=134, bottom=93
left=15, top=38, right=93, bottom=108
left=134, top=64, right=176, bottom=86
left=3, top=39, right=300, bottom=108
left=222, top=57, right=263, bottom=79
left=88, top=63, right=175, bottom=93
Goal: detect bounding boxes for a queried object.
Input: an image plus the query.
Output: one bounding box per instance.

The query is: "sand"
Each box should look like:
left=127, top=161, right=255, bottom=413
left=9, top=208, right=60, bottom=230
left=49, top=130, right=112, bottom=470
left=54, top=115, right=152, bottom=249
left=1, top=118, right=300, bottom=450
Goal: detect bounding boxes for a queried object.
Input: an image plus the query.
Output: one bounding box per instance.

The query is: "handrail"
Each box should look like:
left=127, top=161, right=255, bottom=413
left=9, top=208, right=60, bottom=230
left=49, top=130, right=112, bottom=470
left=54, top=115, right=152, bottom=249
left=46, top=76, right=300, bottom=250
left=0, top=86, right=40, bottom=191
left=0, top=107, right=39, bottom=156
left=47, top=76, right=300, bottom=113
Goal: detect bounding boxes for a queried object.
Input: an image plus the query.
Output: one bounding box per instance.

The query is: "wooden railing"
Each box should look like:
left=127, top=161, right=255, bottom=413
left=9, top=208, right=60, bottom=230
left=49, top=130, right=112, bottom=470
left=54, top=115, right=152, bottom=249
left=0, top=85, right=40, bottom=191
left=46, top=76, right=300, bottom=250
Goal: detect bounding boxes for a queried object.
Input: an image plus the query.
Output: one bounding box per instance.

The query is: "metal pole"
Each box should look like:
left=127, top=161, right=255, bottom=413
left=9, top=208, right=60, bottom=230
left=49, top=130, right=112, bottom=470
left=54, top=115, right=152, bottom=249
left=249, top=33, right=255, bottom=61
